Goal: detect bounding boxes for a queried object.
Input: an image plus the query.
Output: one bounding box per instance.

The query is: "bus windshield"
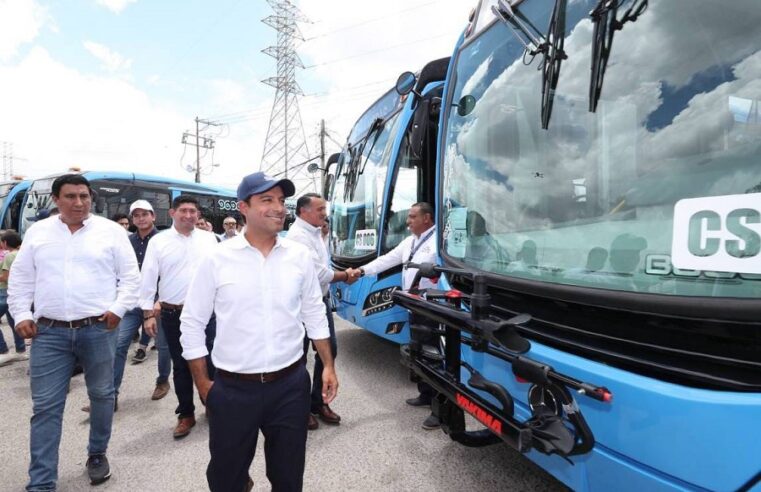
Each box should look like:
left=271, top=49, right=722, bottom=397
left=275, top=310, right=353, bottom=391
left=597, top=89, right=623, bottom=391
left=332, top=112, right=402, bottom=259
left=442, top=0, right=761, bottom=299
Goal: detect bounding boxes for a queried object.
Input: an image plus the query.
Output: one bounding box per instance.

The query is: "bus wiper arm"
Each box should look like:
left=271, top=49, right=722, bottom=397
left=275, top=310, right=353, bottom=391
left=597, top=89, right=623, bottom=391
left=588, top=0, right=648, bottom=112
left=494, top=0, right=553, bottom=58
left=540, top=0, right=567, bottom=129
left=493, top=0, right=568, bottom=130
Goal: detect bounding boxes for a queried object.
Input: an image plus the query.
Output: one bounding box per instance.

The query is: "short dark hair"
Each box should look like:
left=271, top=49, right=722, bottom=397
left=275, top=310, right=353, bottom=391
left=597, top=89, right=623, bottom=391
left=172, top=195, right=200, bottom=210
left=412, top=202, right=434, bottom=223
left=296, top=193, right=323, bottom=216
left=1, top=230, right=21, bottom=249
left=51, top=174, right=92, bottom=198
left=111, top=213, right=129, bottom=223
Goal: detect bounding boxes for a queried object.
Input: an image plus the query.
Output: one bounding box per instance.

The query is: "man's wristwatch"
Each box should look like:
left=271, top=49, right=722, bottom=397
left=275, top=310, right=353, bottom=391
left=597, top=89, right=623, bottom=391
left=358, top=268, right=365, bottom=277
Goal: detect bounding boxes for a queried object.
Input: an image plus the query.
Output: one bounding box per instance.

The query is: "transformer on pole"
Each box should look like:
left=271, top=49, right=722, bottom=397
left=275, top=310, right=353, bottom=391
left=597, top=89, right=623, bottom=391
left=261, top=0, right=316, bottom=197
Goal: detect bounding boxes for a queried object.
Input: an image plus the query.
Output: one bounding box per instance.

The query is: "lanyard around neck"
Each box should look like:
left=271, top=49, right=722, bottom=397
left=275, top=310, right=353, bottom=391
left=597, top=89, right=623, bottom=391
left=407, top=229, right=434, bottom=263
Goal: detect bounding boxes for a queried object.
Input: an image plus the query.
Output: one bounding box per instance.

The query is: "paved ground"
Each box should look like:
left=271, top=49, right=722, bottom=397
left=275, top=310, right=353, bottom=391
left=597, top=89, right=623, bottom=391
left=0, top=318, right=566, bottom=491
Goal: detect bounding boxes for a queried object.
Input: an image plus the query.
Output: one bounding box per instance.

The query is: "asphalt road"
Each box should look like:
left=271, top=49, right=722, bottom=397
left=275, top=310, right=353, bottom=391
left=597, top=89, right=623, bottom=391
left=0, top=318, right=566, bottom=491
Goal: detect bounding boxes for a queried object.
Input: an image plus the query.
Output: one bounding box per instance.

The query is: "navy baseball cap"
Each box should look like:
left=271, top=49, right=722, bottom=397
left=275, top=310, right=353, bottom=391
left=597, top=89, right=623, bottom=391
left=236, top=172, right=295, bottom=201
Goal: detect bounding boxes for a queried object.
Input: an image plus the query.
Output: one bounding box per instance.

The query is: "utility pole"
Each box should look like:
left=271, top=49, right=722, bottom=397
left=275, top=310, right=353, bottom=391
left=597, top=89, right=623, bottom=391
left=319, top=119, right=326, bottom=171
left=181, top=117, right=221, bottom=183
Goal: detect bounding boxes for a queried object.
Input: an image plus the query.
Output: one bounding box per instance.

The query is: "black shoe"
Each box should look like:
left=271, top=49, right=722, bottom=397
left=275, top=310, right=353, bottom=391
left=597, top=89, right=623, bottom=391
left=131, top=348, right=147, bottom=364
left=405, top=395, right=431, bottom=407
left=86, top=454, right=111, bottom=485
left=421, top=414, right=440, bottom=430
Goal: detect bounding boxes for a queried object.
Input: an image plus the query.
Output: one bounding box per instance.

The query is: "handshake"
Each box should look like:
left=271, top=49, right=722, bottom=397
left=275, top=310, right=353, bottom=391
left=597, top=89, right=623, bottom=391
left=341, top=268, right=364, bottom=285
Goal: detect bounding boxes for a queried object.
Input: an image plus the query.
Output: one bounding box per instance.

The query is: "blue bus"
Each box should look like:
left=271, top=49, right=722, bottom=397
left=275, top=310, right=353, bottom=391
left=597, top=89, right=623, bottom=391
left=327, top=57, right=450, bottom=343
left=20, top=171, right=238, bottom=236
left=0, top=178, right=31, bottom=232
left=391, top=1, right=761, bottom=491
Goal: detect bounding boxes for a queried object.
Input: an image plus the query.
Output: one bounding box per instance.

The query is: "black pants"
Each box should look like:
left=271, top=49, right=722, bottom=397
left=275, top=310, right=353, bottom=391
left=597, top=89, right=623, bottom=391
left=410, top=313, right=437, bottom=400
left=161, top=308, right=216, bottom=418
left=206, top=364, right=310, bottom=492
left=303, top=297, right=337, bottom=413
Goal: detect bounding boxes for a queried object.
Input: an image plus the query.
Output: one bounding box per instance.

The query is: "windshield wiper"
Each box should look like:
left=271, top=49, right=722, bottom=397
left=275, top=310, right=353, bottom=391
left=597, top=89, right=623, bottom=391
left=589, top=0, right=648, bottom=113
left=540, top=0, right=567, bottom=129
left=493, top=0, right=568, bottom=130
left=342, top=117, right=384, bottom=202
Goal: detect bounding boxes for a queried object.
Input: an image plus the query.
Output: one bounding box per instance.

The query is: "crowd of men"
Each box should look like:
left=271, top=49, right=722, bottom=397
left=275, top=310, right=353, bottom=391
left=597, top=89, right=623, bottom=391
left=1, top=171, right=439, bottom=491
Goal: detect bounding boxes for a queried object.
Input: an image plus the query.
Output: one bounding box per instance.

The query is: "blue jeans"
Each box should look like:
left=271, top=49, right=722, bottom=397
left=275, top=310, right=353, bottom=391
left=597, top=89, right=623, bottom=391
left=27, top=321, right=118, bottom=492
left=0, top=289, right=24, bottom=353
left=113, top=307, right=171, bottom=396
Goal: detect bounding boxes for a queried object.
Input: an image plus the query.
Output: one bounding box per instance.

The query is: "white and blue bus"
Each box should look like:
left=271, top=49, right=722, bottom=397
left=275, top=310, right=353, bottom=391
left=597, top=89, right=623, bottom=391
left=20, top=171, right=237, bottom=235
left=390, top=0, right=761, bottom=491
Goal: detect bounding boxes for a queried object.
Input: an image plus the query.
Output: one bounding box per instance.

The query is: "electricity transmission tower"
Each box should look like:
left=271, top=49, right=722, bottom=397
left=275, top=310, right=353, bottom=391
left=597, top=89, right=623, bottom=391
left=261, top=0, right=317, bottom=196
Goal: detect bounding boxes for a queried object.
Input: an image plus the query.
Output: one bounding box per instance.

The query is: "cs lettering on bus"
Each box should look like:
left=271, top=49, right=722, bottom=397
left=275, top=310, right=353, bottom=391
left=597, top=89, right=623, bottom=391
left=672, top=194, right=761, bottom=275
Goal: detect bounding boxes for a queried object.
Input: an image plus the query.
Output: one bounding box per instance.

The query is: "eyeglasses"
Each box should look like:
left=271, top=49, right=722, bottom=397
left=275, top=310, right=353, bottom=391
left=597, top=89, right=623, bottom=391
left=223, top=222, right=236, bottom=226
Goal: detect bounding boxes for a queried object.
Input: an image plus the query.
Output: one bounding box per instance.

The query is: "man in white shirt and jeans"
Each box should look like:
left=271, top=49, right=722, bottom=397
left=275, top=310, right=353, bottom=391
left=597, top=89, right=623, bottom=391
left=9, top=173, right=140, bottom=489
left=347, top=202, right=439, bottom=430
left=287, top=193, right=355, bottom=430
left=140, top=195, right=219, bottom=439
left=180, top=172, right=338, bottom=492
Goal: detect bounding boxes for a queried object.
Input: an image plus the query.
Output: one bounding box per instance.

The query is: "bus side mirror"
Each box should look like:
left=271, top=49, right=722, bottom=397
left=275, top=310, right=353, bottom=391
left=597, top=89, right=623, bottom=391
left=95, top=197, right=106, bottom=214
left=456, top=95, right=477, bottom=117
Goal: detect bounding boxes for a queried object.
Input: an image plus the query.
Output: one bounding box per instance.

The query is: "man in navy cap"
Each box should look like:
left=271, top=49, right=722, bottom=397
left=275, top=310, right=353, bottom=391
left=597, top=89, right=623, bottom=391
left=180, top=172, right=338, bottom=491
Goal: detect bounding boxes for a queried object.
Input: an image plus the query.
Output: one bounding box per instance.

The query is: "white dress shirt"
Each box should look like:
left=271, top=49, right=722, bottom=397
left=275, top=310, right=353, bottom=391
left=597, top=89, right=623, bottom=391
left=139, top=226, right=218, bottom=309
left=8, top=214, right=140, bottom=322
left=286, top=216, right=334, bottom=295
left=362, top=225, right=437, bottom=291
left=179, top=235, right=329, bottom=373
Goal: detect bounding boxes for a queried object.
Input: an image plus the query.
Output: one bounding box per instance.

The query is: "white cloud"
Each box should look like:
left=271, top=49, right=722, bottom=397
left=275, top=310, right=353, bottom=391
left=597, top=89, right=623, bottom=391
left=95, top=0, right=137, bottom=14
left=0, top=0, right=47, bottom=61
left=83, top=41, right=132, bottom=72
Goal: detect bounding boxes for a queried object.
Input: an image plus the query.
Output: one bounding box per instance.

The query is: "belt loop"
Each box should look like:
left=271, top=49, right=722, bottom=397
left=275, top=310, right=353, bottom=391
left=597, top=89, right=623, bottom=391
left=261, top=373, right=266, bottom=383
left=68, top=320, right=74, bottom=329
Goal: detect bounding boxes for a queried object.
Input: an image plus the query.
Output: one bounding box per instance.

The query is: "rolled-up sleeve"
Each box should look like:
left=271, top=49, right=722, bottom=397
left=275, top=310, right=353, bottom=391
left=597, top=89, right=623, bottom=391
left=180, top=253, right=217, bottom=360
left=109, top=232, right=140, bottom=317
left=300, top=256, right=329, bottom=340
left=8, top=234, right=37, bottom=323
left=139, top=239, right=161, bottom=310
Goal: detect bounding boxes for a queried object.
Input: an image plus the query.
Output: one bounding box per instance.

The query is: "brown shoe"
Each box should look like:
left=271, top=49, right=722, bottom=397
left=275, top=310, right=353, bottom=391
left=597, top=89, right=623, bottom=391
left=151, top=382, right=170, bottom=401
left=173, top=416, right=196, bottom=439
left=307, top=413, right=319, bottom=431
left=317, top=404, right=341, bottom=425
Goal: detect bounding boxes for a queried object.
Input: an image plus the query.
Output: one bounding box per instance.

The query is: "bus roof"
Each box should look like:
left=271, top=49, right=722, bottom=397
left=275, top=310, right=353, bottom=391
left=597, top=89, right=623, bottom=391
left=30, top=170, right=235, bottom=195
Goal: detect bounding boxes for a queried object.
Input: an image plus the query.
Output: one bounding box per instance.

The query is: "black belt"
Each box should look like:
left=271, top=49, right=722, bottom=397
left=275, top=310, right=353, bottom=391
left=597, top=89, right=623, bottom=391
left=217, top=357, right=304, bottom=383
left=160, top=302, right=184, bottom=312
left=38, top=316, right=101, bottom=328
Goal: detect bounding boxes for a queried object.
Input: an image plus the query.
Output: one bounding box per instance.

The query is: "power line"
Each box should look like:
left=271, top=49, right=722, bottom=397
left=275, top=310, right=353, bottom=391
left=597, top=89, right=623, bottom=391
left=302, top=1, right=438, bottom=41
left=303, top=32, right=454, bottom=69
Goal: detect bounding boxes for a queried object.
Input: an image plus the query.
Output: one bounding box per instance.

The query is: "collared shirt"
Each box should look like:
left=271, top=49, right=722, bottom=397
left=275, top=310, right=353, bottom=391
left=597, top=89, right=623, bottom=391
left=218, top=231, right=239, bottom=242
left=129, top=227, right=159, bottom=270
left=362, top=225, right=437, bottom=291
left=179, top=234, right=329, bottom=373
left=138, top=226, right=218, bottom=309
left=8, top=215, right=140, bottom=322
left=286, top=216, right=334, bottom=295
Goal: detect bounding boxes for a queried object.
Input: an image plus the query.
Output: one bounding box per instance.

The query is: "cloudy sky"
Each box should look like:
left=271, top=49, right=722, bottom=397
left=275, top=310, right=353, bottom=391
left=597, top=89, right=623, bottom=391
left=0, top=0, right=469, bottom=190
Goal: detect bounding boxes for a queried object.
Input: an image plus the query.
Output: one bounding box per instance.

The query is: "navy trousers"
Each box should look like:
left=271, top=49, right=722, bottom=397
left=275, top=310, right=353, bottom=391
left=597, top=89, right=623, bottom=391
left=206, top=363, right=310, bottom=492
left=303, top=296, right=337, bottom=413
left=162, top=308, right=216, bottom=418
